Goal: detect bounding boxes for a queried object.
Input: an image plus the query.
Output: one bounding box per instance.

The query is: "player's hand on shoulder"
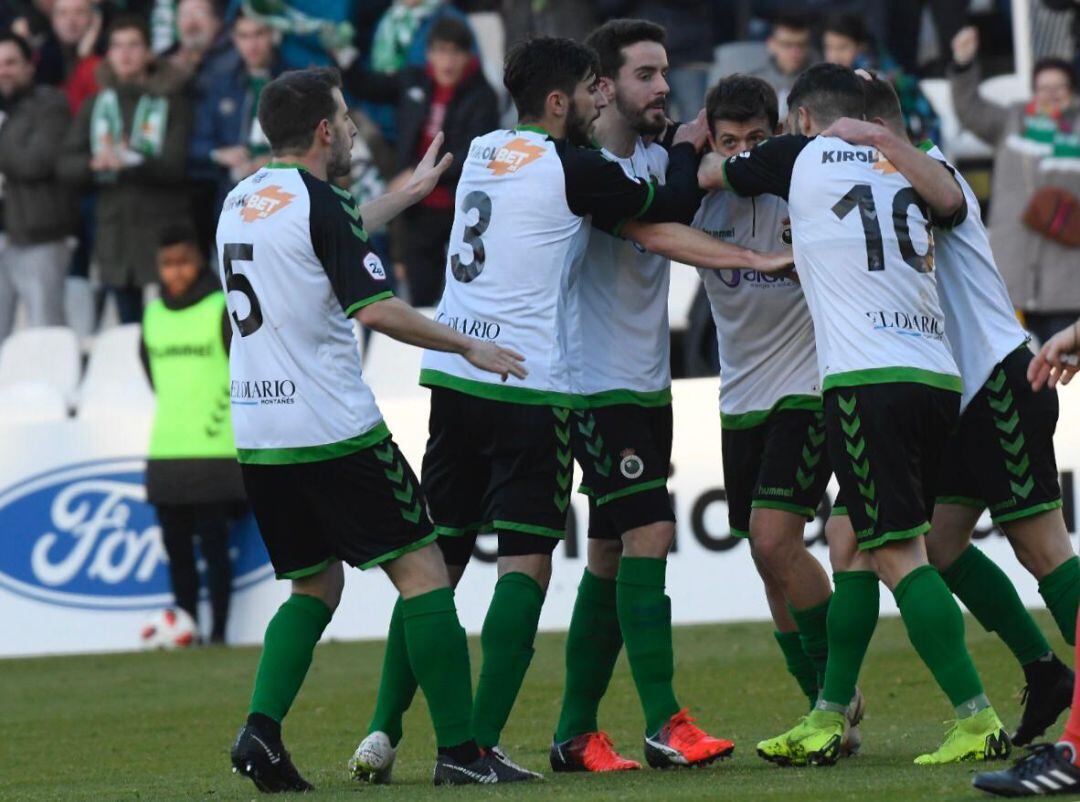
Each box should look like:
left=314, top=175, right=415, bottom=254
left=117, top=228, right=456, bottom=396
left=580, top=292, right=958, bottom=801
left=464, top=340, right=528, bottom=382
left=821, top=117, right=883, bottom=147
left=673, top=109, right=709, bottom=153
left=1028, top=321, right=1080, bottom=390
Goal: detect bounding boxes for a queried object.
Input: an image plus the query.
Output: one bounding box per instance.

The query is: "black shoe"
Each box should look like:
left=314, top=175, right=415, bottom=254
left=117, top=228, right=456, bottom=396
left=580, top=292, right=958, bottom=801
left=230, top=724, right=313, bottom=794
left=973, top=744, right=1080, bottom=797
left=1013, top=660, right=1074, bottom=747
left=433, top=750, right=538, bottom=786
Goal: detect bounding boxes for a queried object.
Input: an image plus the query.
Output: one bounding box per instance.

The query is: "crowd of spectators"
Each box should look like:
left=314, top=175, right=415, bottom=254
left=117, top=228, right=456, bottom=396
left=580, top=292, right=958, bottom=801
left=0, top=0, right=1073, bottom=339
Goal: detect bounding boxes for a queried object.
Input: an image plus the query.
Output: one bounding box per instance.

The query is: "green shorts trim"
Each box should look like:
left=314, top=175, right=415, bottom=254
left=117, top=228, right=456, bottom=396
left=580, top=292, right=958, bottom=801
left=492, top=519, right=565, bottom=539
left=581, top=387, right=673, bottom=409
left=359, top=530, right=439, bottom=570
left=751, top=499, right=816, bottom=519
left=420, top=369, right=585, bottom=409
left=434, top=522, right=486, bottom=537
left=831, top=505, right=849, bottom=517
left=936, top=495, right=985, bottom=509
left=238, top=421, right=391, bottom=465
left=856, top=521, right=931, bottom=551
left=277, top=557, right=336, bottom=581
left=595, top=477, right=667, bottom=506
left=823, top=367, right=962, bottom=394
left=720, top=394, right=823, bottom=431
left=730, top=527, right=750, bottom=538
left=992, top=498, right=1063, bottom=525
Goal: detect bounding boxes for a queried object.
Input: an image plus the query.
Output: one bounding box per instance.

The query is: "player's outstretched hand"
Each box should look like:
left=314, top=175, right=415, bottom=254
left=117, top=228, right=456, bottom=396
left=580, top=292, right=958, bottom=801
left=464, top=340, right=528, bottom=382
left=752, top=250, right=796, bottom=277
left=405, top=131, right=454, bottom=201
left=952, top=26, right=979, bottom=67
left=673, top=109, right=709, bottom=153
left=821, top=117, right=882, bottom=147
left=1028, top=321, right=1080, bottom=390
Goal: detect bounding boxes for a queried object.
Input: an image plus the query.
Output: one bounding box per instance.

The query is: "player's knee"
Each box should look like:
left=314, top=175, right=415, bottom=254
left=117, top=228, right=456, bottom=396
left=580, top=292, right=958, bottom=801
left=749, top=526, right=798, bottom=571
left=292, top=560, right=345, bottom=612
left=824, top=514, right=858, bottom=573
left=383, top=542, right=452, bottom=598
left=498, top=553, right=553, bottom=592
left=587, top=538, right=622, bottom=579
left=621, top=521, right=674, bottom=559
left=1003, top=512, right=1074, bottom=580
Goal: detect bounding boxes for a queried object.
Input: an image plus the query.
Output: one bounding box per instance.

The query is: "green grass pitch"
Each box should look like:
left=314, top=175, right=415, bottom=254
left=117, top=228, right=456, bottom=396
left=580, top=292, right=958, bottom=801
left=2, top=610, right=1069, bottom=801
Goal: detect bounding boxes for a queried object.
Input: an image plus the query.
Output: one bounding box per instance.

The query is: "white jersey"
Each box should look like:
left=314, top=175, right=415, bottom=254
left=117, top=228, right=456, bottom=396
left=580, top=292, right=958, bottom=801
left=693, top=190, right=820, bottom=427
left=924, top=142, right=1029, bottom=410
left=568, top=138, right=671, bottom=406
left=723, top=134, right=961, bottom=394
left=421, top=125, right=700, bottom=406
left=216, top=163, right=392, bottom=464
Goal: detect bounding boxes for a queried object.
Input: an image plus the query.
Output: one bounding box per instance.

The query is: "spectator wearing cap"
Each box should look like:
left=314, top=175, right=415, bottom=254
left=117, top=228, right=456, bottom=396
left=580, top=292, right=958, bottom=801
left=823, top=12, right=939, bottom=143
left=58, top=15, right=193, bottom=324
left=950, top=25, right=1080, bottom=343
left=342, top=14, right=498, bottom=306
left=0, top=32, right=78, bottom=341
left=140, top=223, right=244, bottom=645
left=188, top=11, right=281, bottom=229
left=35, top=0, right=104, bottom=115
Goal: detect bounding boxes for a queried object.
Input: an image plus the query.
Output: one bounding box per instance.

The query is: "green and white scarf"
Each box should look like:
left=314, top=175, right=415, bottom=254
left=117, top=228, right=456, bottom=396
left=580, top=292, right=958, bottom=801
left=90, top=88, right=169, bottom=159
left=370, top=0, right=442, bottom=72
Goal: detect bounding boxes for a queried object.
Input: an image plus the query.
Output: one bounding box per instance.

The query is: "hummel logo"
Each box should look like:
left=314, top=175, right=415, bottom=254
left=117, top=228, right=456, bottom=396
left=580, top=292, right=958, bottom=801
left=442, top=763, right=497, bottom=783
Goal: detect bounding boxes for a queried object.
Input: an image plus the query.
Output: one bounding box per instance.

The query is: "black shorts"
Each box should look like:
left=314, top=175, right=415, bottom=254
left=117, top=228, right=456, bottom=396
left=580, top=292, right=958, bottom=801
left=241, top=433, right=435, bottom=579
left=936, top=346, right=1062, bottom=524
left=422, top=387, right=570, bottom=566
left=721, top=406, right=831, bottom=538
left=825, top=381, right=959, bottom=551
left=574, top=403, right=675, bottom=540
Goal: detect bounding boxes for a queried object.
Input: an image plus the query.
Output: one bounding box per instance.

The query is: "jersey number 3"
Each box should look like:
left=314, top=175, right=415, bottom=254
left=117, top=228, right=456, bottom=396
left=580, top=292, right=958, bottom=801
left=831, top=183, right=934, bottom=273
left=224, top=243, right=263, bottom=337
left=450, top=190, right=492, bottom=283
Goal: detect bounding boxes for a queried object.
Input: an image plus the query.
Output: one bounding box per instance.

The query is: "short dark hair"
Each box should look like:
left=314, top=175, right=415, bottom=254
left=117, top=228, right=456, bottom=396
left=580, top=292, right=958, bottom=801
left=771, top=11, right=812, bottom=35
left=106, top=14, right=151, bottom=48
left=861, top=74, right=905, bottom=131
left=1033, top=57, right=1076, bottom=91
left=823, top=12, right=869, bottom=45
left=0, top=32, right=33, bottom=63
left=584, top=19, right=666, bottom=80
left=787, top=62, right=865, bottom=127
left=503, top=36, right=600, bottom=120
left=257, top=67, right=342, bottom=154
left=158, top=223, right=200, bottom=250
left=428, top=15, right=474, bottom=52
left=706, top=74, right=779, bottom=131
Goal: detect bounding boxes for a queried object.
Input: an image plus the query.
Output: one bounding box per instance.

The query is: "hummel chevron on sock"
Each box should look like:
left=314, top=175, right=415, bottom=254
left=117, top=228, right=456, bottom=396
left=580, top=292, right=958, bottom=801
left=790, top=597, right=831, bottom=690
left=894, top=565, right=985, bottom=711
left=472, top=572, right=545, bottom=748
left=774, top=630, right=819, bottom=709
left=249, top=593, right=333, bottom=722
left=555, top=570, right=623, bottom=742
left=821, top=571, right=879, bottom=709
left=617, top=557, right=680, bottom=734
left=1039, top=556, right=1080, bottom=646
left=402, top=587, right=475, bottom=749
left=368, top=597, right=418, bottom=747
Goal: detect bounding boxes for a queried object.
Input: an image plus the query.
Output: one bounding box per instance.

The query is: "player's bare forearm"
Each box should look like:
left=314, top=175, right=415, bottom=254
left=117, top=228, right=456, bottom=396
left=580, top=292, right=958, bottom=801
left=623, top=221, right=790, bottom=272
left=355, top=296, right=470, bottom=353
left=697, top=152, right=732, bottom=192
left=357, top=189, right=417, bottom=232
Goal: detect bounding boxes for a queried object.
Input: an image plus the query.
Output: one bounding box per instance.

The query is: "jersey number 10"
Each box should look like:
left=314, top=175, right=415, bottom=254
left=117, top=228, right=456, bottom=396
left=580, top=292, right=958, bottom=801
left=831, top=183, right=934, bottom=273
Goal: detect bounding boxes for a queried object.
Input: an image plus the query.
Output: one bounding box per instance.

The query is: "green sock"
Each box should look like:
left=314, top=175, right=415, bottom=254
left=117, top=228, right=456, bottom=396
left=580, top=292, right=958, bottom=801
left=401, top=588, right=474, bottom=749
left=472, top=572, right=545, bottom=748
left=821, top=571, right=879, bottom=708
left=790, top=597, right=831, bottom=690
left=249, top=593, right=333, bottom=722
left=894, top=564, right=984, bottom=709
left=554, top=570, right=623, bottom=742
left=1038, top=556, right=1080, bottom=646
left=774, top=630, right=819, bottom=709
left=942, top=545, right=1051, bottom=665
left=368, top=597, right=418, bottom=747
left=617, top=557, right=680, bottom=735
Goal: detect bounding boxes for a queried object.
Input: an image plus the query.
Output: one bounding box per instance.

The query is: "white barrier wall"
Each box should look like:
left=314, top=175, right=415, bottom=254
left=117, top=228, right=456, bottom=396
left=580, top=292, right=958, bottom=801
left=1, top=378, right=1078, bottom=657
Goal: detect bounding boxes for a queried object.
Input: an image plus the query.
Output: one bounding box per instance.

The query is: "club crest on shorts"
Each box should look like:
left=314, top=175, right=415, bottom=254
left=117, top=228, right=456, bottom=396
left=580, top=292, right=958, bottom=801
left=619, top=449, right=644, bottom=480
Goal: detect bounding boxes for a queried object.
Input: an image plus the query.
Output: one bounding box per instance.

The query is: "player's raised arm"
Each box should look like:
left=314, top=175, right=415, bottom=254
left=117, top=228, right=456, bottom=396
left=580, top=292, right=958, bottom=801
left=358, top=132, right=454, bottom=231
left=621, top=220, right=793, bottom=273
left=699, top=134, right=808, bottom=199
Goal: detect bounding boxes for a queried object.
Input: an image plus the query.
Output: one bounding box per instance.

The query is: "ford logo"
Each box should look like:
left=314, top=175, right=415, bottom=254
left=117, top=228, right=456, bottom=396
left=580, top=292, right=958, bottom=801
left=0, top=458, right=273, bottom=610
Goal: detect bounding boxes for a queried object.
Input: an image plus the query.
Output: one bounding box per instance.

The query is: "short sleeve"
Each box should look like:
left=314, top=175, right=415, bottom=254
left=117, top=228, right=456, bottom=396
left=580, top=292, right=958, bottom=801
left=722, top=134, right=812, bottom=201
left=302, top=172, right=393, bottom=317
left=928, top=158, right=969, bottom=230
left=557, top=141, right=656, bottom=235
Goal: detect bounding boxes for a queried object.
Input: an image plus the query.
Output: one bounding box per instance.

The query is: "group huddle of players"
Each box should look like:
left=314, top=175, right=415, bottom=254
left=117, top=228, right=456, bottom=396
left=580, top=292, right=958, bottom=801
left=219, top=17, right=1080, bottom=798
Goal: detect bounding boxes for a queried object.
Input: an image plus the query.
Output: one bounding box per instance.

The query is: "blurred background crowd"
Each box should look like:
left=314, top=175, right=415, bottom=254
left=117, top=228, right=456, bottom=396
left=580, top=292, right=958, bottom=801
left=0, top=0, right=1076, bottom=354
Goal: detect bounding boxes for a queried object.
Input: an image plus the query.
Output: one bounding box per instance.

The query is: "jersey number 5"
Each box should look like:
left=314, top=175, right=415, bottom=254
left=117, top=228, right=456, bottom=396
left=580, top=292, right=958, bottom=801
left=450, top=190, right=492, bottom=283
left=831, top=183, right=934, bottom=273
left=223, top=243, right=263, bottom=337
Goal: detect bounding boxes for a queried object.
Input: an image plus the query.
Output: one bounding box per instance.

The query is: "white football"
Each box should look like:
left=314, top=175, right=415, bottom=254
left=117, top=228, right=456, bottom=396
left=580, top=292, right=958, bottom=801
left=139, top=608, right=197, bottom=650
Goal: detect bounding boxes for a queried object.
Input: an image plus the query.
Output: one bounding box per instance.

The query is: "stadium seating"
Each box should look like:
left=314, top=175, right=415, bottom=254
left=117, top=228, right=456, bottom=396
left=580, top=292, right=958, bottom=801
left=77, top=324, right=154, bottom=420
left=0, top=326, right=81, bottom=409
left=0, top=381, right=69, bottom=424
